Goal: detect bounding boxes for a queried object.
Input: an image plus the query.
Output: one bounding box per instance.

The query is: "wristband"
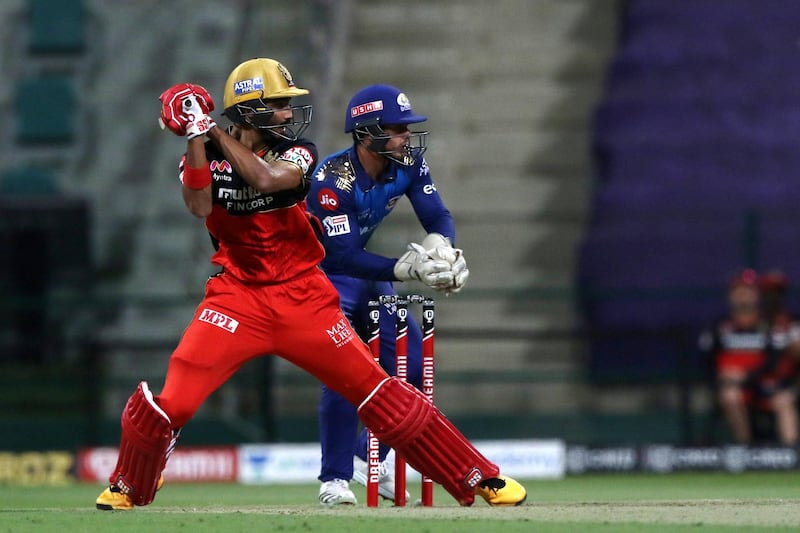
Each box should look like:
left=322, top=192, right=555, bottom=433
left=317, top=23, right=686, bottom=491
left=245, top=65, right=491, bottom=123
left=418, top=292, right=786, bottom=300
left=181, top=163, right=212, bottom=189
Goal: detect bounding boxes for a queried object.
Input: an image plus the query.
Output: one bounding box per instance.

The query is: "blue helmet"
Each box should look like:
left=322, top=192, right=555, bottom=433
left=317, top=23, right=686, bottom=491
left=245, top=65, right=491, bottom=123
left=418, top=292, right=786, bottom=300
left=345, top=84, right=428, bottom=166
left=344, top=84, right=427, bottom=133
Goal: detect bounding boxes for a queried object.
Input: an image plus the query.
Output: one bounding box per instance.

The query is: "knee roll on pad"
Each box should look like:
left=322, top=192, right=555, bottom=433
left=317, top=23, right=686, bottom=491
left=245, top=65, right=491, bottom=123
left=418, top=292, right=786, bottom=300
left=110, top=381, right=173, bottom=506
left=358, top=377, right=500, bottom=506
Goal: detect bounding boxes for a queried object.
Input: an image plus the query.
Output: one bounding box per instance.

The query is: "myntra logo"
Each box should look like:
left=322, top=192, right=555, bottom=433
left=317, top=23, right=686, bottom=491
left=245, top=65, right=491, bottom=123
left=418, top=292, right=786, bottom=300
left=210, top=160, right=232, bottom=172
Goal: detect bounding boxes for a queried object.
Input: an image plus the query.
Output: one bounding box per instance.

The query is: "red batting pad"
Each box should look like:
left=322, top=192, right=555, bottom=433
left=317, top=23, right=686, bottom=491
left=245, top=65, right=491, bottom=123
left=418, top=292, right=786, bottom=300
left=109, top=381, right=172, bottom=506
left=358, top=377, right=499, bottom=506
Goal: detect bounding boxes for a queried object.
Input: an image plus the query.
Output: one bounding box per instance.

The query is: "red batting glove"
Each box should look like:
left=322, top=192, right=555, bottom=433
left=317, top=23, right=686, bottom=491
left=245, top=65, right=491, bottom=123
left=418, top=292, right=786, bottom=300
left=158, top=83, right=215, bottom=137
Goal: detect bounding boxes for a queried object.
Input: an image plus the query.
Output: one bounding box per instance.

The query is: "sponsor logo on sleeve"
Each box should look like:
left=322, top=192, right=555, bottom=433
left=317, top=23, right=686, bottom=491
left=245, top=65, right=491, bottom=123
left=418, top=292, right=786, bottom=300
left=323, top=214, right=351, bottom=236
left=420, top=159, right=430, bottom=176
left=318, top=188, right=339, bottom=211
left=280, top=146, right=314, bottom=174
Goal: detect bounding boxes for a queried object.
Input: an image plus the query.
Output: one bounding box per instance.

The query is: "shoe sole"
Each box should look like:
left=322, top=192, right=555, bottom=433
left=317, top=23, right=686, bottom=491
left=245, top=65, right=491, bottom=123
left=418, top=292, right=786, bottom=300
left=96, top=503, right=131, bottom=511
left=319, top=496, right=357, bottom=506
left=488, top=493, right=527, bottom=507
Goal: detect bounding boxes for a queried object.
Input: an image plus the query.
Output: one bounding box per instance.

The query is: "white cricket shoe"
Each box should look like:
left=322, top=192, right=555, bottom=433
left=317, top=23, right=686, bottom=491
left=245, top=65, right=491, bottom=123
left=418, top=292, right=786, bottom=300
left=319, top=478, right=357, bottom=506
left=352, top=449, right=411, bottom=503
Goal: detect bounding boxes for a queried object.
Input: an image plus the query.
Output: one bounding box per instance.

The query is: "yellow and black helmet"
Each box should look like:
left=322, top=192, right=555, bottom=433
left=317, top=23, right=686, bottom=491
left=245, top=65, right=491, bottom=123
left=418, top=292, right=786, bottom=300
left=222, top=58, right=312, bottom=140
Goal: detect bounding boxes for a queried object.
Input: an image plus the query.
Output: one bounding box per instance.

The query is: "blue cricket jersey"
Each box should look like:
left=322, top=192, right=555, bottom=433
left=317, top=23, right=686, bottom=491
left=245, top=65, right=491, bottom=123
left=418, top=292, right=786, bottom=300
left=308, top=146, right=455, bottom=281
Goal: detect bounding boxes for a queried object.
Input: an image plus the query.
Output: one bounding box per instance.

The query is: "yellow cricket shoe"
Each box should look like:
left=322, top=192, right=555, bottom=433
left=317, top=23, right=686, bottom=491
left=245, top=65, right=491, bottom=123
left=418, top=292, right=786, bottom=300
left=95, top=486, right=132, bottom=511
left=475, top=475, right=527, bottom=506
left=95, top=475, right=165, bottom=511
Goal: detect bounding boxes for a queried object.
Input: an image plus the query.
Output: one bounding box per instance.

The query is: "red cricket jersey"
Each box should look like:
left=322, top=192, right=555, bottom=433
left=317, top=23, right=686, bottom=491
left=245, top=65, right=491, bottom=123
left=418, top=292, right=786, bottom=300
left=183, top=138, right=323, bottom=283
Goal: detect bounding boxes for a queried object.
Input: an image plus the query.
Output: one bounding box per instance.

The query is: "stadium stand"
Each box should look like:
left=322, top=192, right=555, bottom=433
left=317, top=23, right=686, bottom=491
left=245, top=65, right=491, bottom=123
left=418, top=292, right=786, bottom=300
left=14, top=75, right=77, bottom=144
left=27, top=0, right=86, bottom=55
left=579, top=0, right=800, bottom=383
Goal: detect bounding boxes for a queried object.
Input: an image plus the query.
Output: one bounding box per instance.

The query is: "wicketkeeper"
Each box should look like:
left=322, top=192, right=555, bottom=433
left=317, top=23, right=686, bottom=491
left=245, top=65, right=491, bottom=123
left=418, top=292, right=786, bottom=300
left=308, top=83, right=469, bottom=505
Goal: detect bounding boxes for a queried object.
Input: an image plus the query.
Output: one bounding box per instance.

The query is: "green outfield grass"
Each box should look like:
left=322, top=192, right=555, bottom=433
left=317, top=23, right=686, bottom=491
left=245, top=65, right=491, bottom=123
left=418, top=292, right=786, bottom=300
left=2, top=472, right=800, bottom=532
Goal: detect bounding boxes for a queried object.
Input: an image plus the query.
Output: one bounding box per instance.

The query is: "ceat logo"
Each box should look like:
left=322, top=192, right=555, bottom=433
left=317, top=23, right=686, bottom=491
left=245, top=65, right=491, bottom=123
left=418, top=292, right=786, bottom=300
left=318, top=188, right=339, bottom=211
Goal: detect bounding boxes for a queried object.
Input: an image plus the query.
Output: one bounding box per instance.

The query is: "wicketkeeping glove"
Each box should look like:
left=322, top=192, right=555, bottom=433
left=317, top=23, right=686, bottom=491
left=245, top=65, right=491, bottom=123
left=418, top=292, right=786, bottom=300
left=421, top=233, right=470, bottom=294
left=394, top=242, right=455, bottom=288
left=158, top=83, right=216, bottom=139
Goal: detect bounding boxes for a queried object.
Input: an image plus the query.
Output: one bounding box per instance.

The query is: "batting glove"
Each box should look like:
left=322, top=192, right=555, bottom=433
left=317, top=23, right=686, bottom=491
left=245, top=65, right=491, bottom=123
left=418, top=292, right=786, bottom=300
left=158, top=83, right=216, bottom=138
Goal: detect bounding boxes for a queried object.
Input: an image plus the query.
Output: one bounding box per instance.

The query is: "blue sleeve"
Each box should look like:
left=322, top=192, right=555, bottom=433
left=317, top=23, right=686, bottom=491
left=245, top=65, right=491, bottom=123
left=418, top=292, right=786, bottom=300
left=321, top=210, right=398, bottom=280
left=406, top=158, right=456, bottom=244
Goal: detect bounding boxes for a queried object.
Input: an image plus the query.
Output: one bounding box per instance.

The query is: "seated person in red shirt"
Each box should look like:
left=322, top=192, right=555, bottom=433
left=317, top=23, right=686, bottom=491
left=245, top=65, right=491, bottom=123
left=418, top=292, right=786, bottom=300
left=699, top=269, right=799, bottom=445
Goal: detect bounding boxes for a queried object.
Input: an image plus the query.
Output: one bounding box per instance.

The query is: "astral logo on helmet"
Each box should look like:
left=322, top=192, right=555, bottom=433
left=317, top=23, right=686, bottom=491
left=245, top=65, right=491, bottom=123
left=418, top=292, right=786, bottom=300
left=233, top=77, right=264, bottom=95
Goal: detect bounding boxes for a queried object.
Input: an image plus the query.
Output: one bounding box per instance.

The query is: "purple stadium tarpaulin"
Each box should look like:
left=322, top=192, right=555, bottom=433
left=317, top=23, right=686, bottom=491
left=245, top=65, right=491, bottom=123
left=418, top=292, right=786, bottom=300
left=578, top=0, right=800, bottom=381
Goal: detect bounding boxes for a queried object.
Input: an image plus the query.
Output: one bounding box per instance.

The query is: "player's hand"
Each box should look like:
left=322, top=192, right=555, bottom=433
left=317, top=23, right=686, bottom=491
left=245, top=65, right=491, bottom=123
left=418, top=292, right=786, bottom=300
left=158, top=83, right=216, bottom=138
left=394, top=242, right=454, bottom=288
left=421, top=233, right=469, bottom=294
left=444, top=249, right=469, bottom=294
left=183, top=94, right=217, bottom=139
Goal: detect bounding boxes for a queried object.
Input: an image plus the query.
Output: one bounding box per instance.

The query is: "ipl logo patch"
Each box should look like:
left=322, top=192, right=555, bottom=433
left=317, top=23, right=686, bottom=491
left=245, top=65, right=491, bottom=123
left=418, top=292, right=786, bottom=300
left=323, top=214, right=351, bottom=236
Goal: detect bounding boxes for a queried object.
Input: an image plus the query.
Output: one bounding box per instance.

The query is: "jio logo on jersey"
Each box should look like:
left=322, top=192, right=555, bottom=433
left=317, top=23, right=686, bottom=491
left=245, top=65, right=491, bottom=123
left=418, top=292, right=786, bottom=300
left=318, top=188, right=339, bottom=211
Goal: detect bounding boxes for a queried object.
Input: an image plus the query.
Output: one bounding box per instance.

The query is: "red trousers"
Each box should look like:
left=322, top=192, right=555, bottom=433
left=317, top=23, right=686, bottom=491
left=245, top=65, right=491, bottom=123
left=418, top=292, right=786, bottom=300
left=157, top=268, right=387, bottom=428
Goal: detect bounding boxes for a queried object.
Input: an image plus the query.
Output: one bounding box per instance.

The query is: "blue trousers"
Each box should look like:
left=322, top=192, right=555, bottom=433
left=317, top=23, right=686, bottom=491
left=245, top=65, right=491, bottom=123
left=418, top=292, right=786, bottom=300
left=318, top=275, right=423, bottom=482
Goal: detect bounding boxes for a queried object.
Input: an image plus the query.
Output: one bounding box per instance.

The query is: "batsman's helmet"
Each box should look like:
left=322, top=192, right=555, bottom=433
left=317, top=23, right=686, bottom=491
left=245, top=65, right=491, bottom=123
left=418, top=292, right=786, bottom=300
left=345, top=84, right=428, bottom=166
left=222, top=58, right=312, bottom=140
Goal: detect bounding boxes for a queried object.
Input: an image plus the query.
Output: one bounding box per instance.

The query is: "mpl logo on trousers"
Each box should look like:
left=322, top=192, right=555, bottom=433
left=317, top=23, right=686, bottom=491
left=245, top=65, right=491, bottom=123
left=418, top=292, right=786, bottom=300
left=198, top=308, right=239, bottom=333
